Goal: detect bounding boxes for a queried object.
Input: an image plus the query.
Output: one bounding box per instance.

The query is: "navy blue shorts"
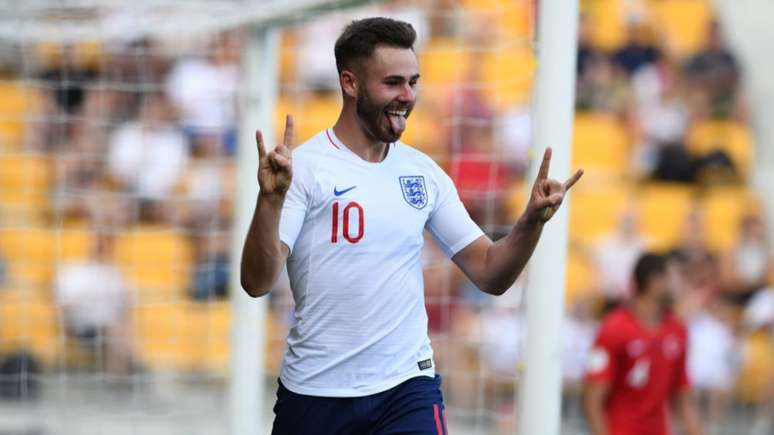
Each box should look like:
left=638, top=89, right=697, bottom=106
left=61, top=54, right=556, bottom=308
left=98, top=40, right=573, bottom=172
left=271, top=375, right=448, bottom=435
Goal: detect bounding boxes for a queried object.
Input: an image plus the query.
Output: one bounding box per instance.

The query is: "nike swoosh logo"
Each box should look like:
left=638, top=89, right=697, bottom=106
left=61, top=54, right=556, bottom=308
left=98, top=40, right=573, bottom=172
left=333, top=185, right=357, bottom=196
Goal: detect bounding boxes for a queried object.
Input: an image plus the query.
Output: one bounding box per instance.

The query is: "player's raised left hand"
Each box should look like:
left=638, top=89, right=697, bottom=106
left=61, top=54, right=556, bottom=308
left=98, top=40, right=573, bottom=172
left=524, top=147, right=583, bottom=224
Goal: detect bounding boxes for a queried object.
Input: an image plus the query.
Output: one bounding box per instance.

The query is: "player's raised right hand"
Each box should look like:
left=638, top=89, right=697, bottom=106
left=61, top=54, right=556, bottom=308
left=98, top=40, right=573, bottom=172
left=257, top=115, right=294, bottom=195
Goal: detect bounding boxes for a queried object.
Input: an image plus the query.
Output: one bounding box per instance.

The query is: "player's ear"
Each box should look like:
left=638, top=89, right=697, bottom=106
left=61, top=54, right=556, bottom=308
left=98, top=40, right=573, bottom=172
left=340, top=69, right=359, bottom=99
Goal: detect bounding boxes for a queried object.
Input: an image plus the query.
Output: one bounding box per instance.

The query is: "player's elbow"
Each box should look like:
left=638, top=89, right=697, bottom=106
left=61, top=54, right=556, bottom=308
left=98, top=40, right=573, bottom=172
left=481, top=283, right=509, bottom=296
left=240, top=270, right=272, bottom=298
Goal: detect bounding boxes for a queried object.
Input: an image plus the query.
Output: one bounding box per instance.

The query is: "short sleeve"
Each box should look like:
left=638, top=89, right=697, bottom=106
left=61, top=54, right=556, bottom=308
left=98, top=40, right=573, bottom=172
left=585, top=319, right=620, bottom=384
left=426, top=166, right=484, bottom=258
left=278, top=159, right=313, bottom=253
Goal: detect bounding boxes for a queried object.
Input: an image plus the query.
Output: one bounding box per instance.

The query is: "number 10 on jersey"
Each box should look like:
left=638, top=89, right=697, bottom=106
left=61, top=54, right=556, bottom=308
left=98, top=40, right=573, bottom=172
left=331, top=201, right=364, bottom=244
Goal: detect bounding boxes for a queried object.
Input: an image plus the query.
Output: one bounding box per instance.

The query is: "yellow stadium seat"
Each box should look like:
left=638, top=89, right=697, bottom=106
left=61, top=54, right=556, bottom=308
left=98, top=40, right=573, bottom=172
left=481, top=46, right=535, bottom=110
left=0, top=82, right=34, bottom=150
left=133, top=303, right=200, bottom=371
left=0, top=227, right=96, bottom=287
left=565, top=246, right=598, bottom=306
left=197, top=302, right=232, bottom=373
left=569, top=183, right=632, bottom=245
left=0, top=153, right=52, bottom=192
left=275, top=94, right=342, bottom=145
left=55, top=227, right=94, bottom=262
left=686, top=119, right=754, bottom=177
left=700, top=187, right=759, bottom=251
left=648, top=0, right=713, bottom=59
left=461, top=0, right=534, bottom=40
left=114, top=227, right=193, bottom=303
left=419, top=38, right=471, bottom=94
left=0, top=290, right=60, bottom=364
left=0, top=227, right=57, bottom=287
left=735, top=331, right=774, bottom=404
left=583, top=0, right=628, bottom=51
left=636, top=183, right=696, bottom=250
left=572, top=113, right=630, bottom=178
left=0, top=153, right=52, bottom=222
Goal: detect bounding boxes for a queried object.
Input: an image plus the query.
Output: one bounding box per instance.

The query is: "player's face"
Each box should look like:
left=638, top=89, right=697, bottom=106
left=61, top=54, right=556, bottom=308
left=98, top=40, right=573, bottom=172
left=356, top=46, right=419, bottom=143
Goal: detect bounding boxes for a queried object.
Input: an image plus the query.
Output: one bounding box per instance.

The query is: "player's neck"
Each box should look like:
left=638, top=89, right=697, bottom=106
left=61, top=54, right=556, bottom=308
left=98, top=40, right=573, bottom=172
left=333, top=110, right=389, bottom=163
left=630, top=295, right=665, bottom=329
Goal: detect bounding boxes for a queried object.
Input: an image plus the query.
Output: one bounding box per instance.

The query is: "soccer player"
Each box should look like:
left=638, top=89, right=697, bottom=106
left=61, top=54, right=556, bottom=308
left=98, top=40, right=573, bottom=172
left=583, top=253, right=703, bottom=435
left=241, top=17, right=583, bottom=434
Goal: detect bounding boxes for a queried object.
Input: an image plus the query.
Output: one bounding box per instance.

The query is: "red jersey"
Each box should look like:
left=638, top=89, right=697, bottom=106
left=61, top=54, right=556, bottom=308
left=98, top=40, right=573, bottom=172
left=585, top=307, right=690, bottom=435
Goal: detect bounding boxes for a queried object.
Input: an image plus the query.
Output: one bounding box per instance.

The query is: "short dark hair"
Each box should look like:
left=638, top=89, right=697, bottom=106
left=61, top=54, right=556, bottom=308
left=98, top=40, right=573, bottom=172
left=633, top=253, right=667, bottom=294
left=334, top=17, right=416, bottom=74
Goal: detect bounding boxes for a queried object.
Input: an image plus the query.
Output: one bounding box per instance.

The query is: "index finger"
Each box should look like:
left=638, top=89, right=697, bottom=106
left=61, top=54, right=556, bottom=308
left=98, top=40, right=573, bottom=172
left=282, top=114, right=295, bottom=149
left=536, top=147, right=552, bottom=181
left=563, top=168, right=584, bottom=190
left=256, top=130, right=266, bottom=160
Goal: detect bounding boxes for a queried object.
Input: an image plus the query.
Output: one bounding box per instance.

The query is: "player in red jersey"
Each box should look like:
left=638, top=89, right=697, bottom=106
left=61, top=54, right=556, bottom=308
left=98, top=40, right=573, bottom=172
left=583, top=253, right=702, bottom=435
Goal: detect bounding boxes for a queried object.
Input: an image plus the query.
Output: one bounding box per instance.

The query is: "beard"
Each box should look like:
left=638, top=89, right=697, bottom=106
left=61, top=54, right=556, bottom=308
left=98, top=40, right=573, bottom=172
left=355, top=87, right=409, bottom=144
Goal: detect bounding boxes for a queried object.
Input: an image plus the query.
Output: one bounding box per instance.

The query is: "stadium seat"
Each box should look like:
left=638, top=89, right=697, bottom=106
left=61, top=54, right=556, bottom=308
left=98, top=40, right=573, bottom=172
left=0, top=153, right=52, bottom=223
left=275, top=94, right=342, bottom=144
left=648, top=0, right=713, bottom=59
left=0, top=82, right=34, bottom=151
left=133, top=302, right=200, bottom=371
left=0, top=289, right=60, bottom=364
left=569, top=183, right=632, bottom=246
left=636, top=183, right=696, bottom=250
left=565, top=245, right=598, bottom=307
left=686, top=119, right=754, bottom=177
left=582, top=0, right=627, bottom=51
left=699, top=187, right=759, bottom=251
left=735, top=331, right=774, bottom=404
left=419, top=38, right=471, bottom=92
left=481, top=46, right=535, bottom=110
left=114, top=227, right=194, bottom=303
left=572, top=113, right=630, bottom=178
left=0, top=227, right=96, bottom=287
left=0, top=227, right=57, bottom=287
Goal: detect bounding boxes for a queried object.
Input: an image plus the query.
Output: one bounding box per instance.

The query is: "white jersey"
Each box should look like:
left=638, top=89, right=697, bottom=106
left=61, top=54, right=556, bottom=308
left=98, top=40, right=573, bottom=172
left=277, top=128, right=483, bottom=397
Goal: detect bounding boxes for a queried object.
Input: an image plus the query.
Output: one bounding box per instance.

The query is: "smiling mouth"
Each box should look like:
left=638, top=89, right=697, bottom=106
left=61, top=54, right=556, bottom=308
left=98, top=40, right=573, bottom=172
left=385, top=108, right=408, bottom=136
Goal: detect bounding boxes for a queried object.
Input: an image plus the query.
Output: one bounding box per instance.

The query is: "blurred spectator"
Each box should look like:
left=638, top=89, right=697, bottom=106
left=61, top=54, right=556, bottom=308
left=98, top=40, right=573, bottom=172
left=563, top=295, right=598, bottom=388
left=54, top=233, right=135, bottom=377
left=106, top=38, right=171, bottom=122
left=446, top=56, right=514, bottom=229
left=53, top=87, right=116, bottom=222
left=577, top=13, right=604, bottom=77
left=631, top=56, right=690, bottom=176
left=190, top=230, right=231, bottom=301
left=166, top=31, right=240, bottom=153
left=683, top=21, right=739, bottom=118
left=721, top=213, right=772, bottom=301
left=612, top=21, right=660, bottom=76
left=176, top=134, right=234, bottom=231
left=575, top=53, right=630, bottom=114
left=593, top=206, right=648, bottom=304
left=687, top=295, right=738, bottom=433
left=39, top=44, right=98, bottom=115
left=107, top=91, right=188, bottom=216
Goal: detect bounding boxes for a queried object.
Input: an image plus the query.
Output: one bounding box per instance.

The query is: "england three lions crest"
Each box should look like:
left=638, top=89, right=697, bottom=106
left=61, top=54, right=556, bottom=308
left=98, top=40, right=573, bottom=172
left=399, top=176, right=428, bottom=210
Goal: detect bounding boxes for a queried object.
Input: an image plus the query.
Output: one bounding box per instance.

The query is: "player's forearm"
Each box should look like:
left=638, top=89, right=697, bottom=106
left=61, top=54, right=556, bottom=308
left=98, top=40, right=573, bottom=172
left=676, top=391, right=703, bottom=435
left=483, top=214, right=544, bottom=294
left=240, top=193, right=285, bottom=297
left=582, top=390, right=610, bottom=435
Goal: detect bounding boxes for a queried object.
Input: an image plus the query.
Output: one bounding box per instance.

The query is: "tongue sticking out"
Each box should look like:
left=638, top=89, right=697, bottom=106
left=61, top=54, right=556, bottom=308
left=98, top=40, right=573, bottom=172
left=387, top=113, right=406, bottom=136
